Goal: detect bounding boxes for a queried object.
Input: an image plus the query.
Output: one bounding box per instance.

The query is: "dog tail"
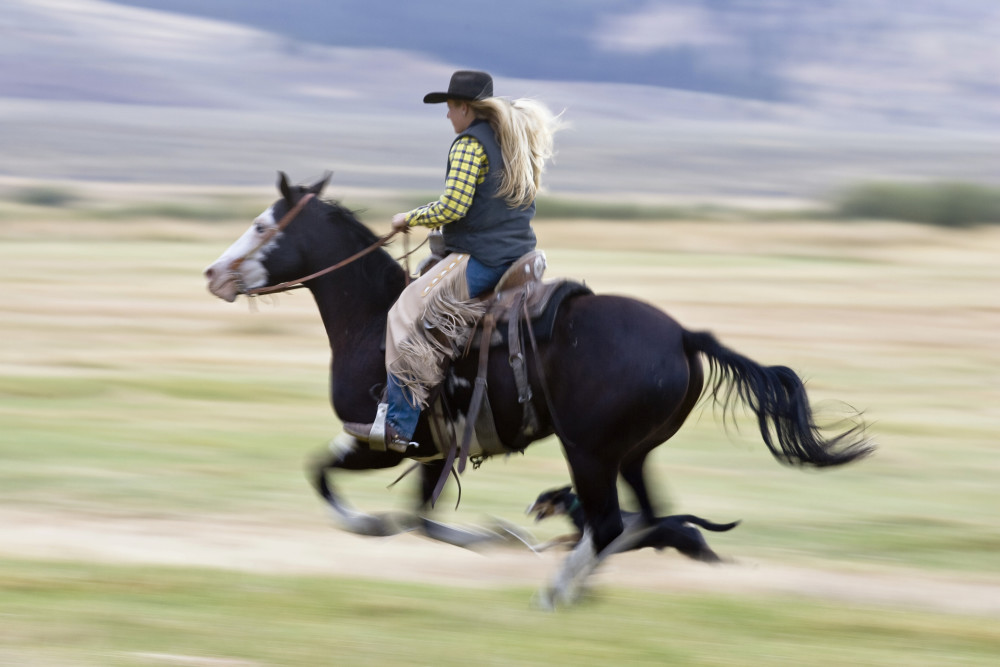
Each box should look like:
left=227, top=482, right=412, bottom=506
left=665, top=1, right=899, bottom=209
left=672, top=515, right=741, bottom=532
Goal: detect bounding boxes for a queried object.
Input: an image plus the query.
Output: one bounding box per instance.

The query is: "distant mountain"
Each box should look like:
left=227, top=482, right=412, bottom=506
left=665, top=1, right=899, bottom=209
left=0, top=0, right=819, bottom=124
left=7, top=0, right=1000, bottom=128
left=2, top=0, right=999, bottom=194
left=103, top=0, right=787, bottom=99
left=103, top=0, right=1000, bottom=128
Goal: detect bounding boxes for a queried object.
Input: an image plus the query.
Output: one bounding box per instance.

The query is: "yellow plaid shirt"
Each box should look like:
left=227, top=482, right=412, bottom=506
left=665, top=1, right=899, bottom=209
left=404, top=136, right=489, bottom=227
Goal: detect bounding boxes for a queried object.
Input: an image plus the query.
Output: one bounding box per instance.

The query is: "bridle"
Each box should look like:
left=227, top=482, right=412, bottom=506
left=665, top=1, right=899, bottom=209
left=226, top=192, right=411, bottom=297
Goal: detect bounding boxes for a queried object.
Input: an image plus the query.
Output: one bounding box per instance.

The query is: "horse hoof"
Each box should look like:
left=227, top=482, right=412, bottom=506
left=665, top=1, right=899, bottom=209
left=485, top=516, right=539, bottom=551
left=420, top=519, right=502, bottom=549
left=531, top=588, right=558, bottom=612
left=532, top=581, right=587, bottom=610
left=327, top=506, right=402, bottom=537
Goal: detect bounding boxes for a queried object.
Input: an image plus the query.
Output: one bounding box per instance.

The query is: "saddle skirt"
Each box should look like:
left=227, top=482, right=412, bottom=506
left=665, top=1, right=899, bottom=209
left=471, top=277, right=593, bottom=350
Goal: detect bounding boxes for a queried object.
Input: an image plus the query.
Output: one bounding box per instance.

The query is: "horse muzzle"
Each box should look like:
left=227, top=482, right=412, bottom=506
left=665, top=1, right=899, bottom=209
left=203, top=264, right=243, bottom=302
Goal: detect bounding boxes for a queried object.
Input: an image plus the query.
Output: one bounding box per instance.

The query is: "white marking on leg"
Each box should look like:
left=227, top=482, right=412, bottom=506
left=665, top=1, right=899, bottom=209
left=328, top=433, right=358, bottom=460
left=546, top=528, right=598, bottom=607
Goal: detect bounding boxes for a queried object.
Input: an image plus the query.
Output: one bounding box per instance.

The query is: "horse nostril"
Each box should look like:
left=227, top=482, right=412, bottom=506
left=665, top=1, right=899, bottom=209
left=204, top=267, right=215, bottom=280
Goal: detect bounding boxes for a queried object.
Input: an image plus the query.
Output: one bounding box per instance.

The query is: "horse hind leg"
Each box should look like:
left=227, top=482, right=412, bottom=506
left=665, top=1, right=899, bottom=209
left=565, top=448, right=625, bottom=551
left=620, top=449, right=659, bottom=525
left=539, top=519, right=655, bottom=609
left=620, top=346, right=704, bottom=524
left=536, top=528, right=598, bottom=609
left=539, top=448, right=636, bottom=607
left=619, top=412, right=697, bottom=526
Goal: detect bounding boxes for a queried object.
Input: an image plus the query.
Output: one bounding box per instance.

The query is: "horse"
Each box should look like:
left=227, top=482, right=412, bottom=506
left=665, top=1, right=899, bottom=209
left=203, top=173, right=874, bottom=606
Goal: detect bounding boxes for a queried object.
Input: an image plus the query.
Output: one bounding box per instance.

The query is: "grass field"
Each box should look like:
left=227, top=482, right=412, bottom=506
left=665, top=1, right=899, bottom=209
left=1, top=185, right=999, bottom=665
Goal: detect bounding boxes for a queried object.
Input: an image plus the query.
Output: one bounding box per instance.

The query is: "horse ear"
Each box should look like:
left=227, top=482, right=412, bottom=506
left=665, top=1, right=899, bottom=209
left=308, top=171, right=332, bottom=196
left=277, top=171, right=293, bottom=203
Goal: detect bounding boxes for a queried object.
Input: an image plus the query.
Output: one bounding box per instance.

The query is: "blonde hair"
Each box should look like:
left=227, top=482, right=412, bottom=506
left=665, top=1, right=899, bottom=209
left=467, top=97, right=562, bottom=209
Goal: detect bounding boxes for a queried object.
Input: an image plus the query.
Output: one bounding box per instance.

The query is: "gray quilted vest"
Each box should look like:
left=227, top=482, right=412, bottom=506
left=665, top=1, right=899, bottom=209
left=440, top=119, right=537, bottom=267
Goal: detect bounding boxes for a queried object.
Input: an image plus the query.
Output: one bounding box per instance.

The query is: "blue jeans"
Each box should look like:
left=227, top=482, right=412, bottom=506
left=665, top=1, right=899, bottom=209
left=465, top=256, right=511, bottom=299
left=387, top=256, right=512, bottom=439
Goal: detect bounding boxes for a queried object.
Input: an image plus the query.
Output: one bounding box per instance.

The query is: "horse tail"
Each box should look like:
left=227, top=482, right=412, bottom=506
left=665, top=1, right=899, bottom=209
left=683, top=330, right=874, bottom=467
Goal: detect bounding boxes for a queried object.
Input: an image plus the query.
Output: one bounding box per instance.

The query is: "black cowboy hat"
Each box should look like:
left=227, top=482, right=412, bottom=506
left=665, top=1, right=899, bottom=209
left=423, top=70, right=493, bottom=104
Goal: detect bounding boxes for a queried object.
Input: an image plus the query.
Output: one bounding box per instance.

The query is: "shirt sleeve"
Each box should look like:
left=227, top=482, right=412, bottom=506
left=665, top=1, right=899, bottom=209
left=404, top=136, right=489, bottom=227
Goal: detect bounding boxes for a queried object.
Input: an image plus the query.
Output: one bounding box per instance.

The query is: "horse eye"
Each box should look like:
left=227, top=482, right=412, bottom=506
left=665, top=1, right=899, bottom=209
left=254, top=223, right=266, bottom=234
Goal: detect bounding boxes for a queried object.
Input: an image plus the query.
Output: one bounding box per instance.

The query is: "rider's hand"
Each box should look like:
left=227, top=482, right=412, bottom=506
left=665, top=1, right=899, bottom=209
left=392, top=213, right=410, bottom=233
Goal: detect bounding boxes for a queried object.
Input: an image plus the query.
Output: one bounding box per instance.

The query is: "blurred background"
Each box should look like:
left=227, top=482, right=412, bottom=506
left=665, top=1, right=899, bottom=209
left=4, top=0, right=1000, bottom=197
left=2, top=1, right=999, bottom=665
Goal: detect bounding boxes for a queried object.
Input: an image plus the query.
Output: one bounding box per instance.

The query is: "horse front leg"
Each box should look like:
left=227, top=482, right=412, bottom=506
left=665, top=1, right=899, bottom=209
left=413, top=459, right=530, bottom=549
left=306, top=433, right=411, bottom=536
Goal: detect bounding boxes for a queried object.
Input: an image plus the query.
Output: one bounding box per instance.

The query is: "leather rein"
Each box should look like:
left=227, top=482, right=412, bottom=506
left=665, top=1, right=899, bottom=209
left=226, top=192, right=408, bottom=297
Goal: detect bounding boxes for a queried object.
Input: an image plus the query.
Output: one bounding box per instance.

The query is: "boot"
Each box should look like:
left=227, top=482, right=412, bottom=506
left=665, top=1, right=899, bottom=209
left=343, top=403, right=417, bottom=454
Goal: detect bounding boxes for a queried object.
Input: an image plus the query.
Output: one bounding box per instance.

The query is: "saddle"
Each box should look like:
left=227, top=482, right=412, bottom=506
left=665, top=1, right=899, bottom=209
left=419, top=245, right=590, bottom=349
left=417, top=244, right=592, bottom=500
left=469, top=251, right=591, bottom=350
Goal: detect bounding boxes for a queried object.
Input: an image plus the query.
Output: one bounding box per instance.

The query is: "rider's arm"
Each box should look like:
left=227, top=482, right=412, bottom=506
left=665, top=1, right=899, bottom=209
left=403, top=136, right=488, bottom=228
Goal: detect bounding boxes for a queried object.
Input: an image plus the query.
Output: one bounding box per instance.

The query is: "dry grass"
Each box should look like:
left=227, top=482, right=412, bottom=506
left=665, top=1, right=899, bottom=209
left=2, top=186, right=999, bottom=663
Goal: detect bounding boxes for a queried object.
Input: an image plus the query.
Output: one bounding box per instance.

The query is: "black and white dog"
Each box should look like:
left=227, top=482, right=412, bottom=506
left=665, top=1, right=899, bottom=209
left=527, top=486, right=739, bottom=562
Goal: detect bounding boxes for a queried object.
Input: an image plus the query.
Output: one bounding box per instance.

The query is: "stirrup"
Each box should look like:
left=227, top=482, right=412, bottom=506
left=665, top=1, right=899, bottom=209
left=344, top=404, right=417, bottom=454
left=368, top=403, right=389, bottom=450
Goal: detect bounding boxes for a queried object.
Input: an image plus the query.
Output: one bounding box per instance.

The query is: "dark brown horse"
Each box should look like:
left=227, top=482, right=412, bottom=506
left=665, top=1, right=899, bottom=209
left=204, top=173, right=873, bottom=605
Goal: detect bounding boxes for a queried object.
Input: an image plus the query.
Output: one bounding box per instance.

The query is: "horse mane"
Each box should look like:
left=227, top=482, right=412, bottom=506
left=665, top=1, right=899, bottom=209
left=321, top=198, right=380, bottom=245
left=318, top=196, right=406, bottom=300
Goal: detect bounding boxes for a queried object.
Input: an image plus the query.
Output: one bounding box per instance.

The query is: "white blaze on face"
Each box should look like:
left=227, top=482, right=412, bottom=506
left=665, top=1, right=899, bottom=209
left=203, top=207, right=278, bottom=302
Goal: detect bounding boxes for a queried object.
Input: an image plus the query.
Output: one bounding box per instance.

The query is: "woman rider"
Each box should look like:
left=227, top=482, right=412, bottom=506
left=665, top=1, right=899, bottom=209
left=344, top=70, right=561, bottom=451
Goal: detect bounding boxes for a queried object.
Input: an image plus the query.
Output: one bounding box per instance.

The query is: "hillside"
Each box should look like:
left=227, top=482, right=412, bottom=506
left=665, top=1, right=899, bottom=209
left=109, top=0, right=1000, bottom=127
left=2, top=0, right=999, bottom=197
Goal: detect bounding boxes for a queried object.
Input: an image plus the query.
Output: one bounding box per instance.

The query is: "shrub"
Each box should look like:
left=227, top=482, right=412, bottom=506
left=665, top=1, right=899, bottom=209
left=834, top=182, right=1000, bottom=227
left=534, top=197, right=712, bottom=221
left=11, top=186, right=79, bottom=207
